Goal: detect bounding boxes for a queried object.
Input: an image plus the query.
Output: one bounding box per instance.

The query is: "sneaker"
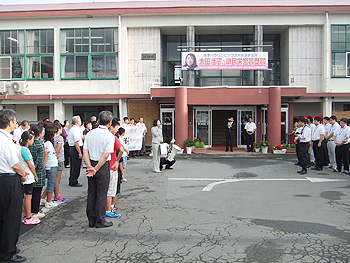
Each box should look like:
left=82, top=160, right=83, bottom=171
left=54, top=195, right=67, bottom=203
left=333, top=169, right=339, bottom=173
left=343, top=170, right=350, bottom=174
left=22, top=216, right=40, bottom=225
left=31, top=212, right=45, bottom=219
left=40, top=199, right=47, bottom=206
left=122, top=178, right=128, bottom=182
left=105, top=211, right=121, bottom=218
left=45, top=201, right=59, bottom=208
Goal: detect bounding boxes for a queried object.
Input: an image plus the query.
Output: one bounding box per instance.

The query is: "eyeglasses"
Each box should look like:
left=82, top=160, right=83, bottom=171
left=10, top=119, right=18, bottom=125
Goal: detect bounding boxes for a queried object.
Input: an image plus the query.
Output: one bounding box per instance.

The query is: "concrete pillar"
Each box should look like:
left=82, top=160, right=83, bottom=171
left=322, top=97, right=332, bottom=117
left=0, top=105, right=3, bottom=110
left=53, top=99, right=65, bottom=123
left=267, top=87, right=281, bottom=152
left=184, top=26, right=195, bottom=87
left=288, top=103, right=294, bottom=143
left=175, top=87, right=188, bottom=148
left=255, top=25, right=263, bottom=86
left=119, top=98, right=128, bottom=119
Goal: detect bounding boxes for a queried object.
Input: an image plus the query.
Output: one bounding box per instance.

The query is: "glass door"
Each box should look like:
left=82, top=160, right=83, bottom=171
left=238, top=109, right=256, bottom=147
left=160, top=109, right=174, bottom=143
left=194, top=109, right=212, bottom=147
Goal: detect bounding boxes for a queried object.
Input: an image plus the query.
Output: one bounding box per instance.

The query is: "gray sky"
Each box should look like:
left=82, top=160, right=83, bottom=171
left=1, top=0, right=165, bottom=5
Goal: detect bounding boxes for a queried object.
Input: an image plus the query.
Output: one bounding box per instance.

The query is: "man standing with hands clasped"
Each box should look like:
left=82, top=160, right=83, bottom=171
left=83, top=111, right=115, bottom=228
left=225, top=117, right=235, bottom=152
left=0, top=109, right=28, bottom=262
left=245, top=117, right=256, bottom=152
left=311, top=116, right=325, bottom=171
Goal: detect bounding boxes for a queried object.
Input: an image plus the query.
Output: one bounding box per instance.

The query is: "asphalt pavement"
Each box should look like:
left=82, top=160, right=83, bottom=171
left=17, top=152, right=350, bottom=263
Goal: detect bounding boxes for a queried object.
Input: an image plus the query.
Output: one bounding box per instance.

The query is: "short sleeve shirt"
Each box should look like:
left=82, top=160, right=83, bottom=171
left=83, top=125, right=115, bottom=162
left=17, top=146, right=35, bottom=185
left=54, top=135, right=64, bottom=162
left=44, top=141, right=58, bottom=169
left=109, top=136, right=122, bottom=171
left=244, top=122, right=257, bottom=132
left=68, top=125, right=83, bottom=146
left=0, top=129, right=20, bottom=173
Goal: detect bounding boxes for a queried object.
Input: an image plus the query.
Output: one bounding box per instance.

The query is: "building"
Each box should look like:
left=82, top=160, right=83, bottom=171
left=1, top=0, right=350, bottom=150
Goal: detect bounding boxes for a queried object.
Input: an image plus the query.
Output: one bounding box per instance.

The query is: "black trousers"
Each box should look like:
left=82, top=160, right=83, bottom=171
left=336, top=144, right=349, bottom=172
left=322, top=140, right=329, bottom=166
left=0, top=175, right=22, bottom=261
left=246, top=133, right=254, bottom=152
left=31, top=186, right=43, bottom=214
left=299, top=142, right=310, bottom=170
left=295, top=142, right=301, bottom=163
left=87, top=160, right=110, bottom=227
left=160, top=158, right=176, bottom=170
left=64, top=142, right=70, bottom=166
left=69, top=146, right=82, bottom=186
left=226, top=134, right=234, bottom=151
left=313, top=140, right=324, bottom=169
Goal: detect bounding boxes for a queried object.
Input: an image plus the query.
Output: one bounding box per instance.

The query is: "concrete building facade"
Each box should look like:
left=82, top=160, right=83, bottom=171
left=1, top=1, right=350, bottom=149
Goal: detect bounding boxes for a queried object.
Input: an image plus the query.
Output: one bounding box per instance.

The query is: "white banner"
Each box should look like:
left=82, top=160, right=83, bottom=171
left=123, top=126, right=144, bottom=151
left=182, top=52, right=268, bottom=70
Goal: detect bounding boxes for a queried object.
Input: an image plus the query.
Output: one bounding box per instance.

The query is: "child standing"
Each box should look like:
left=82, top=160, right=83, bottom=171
left=53, top=124, right=67, bottom=203
left=28, top=124, right=47, bottom=219
left=41, top=125, right=59, bottom=209
left=17, top=131, right=40, bottom=225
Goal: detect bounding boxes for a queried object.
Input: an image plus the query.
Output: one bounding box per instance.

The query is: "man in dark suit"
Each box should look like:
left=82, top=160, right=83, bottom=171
left=226, top=117, right=235, bottom=152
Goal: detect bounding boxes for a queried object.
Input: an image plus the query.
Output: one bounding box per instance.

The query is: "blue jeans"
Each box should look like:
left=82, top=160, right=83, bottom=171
left=122, top=156, right=127, bottom=169
left=46, top=167, right=57, bottom=193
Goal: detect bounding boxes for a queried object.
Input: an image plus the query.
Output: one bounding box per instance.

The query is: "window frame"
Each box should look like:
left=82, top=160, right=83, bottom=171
left=0, top=28, right=54, bottom=81
left=331, top=25, right=350, bottom=78
left=60, top=27, right=118, bottom=80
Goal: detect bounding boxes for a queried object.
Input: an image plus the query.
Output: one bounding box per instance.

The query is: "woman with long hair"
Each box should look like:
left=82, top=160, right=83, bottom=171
left=151, top=119, right=163, bottom=173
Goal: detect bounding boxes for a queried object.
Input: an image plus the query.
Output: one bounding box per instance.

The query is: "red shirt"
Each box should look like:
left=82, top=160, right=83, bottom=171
left=109, top=136, right=122, bottom=171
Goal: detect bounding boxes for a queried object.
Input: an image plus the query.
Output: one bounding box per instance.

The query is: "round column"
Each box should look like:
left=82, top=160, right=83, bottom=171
left=175, top=87, right=188, bottom=149
left=267, top=87, right=281, bottom=152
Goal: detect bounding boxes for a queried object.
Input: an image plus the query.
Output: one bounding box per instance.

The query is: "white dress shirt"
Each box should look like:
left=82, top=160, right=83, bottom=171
left=298, top=126, right=311, bottom=143
left=244, top=122, right=257, bottom=132
left=12, top=126, right=27, bottom=144
left=334, top=126, right=350, bottom=144
left=311, top=124, right=325, bottom=141
left=68, top=125, right=83, bottom=146
left=0, top=129, right=20, bottom=173
left=83, top=125, right=115, bottom=162
left=328, top=122, right=341, bottom=141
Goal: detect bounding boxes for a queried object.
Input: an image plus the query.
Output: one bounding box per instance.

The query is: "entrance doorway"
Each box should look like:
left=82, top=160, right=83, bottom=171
left=160, top=108, right=174, bottom=144
left=73, top=105, right=113, bottom=122
left=212, top=110, right=237, bottom=147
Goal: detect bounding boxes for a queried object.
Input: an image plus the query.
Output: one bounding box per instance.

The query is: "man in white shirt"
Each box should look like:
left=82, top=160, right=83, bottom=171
left=68, top=115, right=84, bottom=187
left=137, top=117, right=147, bottom=156
left=12, top=120, right=30, bottom=144
left=311, top=116, right=325, bottom=171
left=295, top=118, right=311, bottom=174
left=326, top=116, right=341, bottom=170
left=244, top=117, right=256, bottom=152
left=322, top=117, right=331, bottom=166
left=83, top=111, right=115, bottom=228
left=307, top=116, right=316, bottom=166
left=0, top=109, right=28, bottom=262
left=334, top=118, right=350, bottom=174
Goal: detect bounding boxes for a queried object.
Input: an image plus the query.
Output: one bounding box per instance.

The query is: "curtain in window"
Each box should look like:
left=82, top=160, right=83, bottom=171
left=113, top=28, right=118, bottom=52
left=18, top=31, right=25, bottom=54
left=26, top=31, right=34, bottom=53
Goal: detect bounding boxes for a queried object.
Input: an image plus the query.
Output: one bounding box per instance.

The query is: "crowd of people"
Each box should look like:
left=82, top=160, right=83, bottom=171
left=0, top=108, right=151, bottom=262
left=294, top=116, right=350, bottom=175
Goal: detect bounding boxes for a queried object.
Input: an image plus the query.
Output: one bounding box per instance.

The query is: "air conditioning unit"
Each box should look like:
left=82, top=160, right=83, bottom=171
left=0, top=82, right=9, bottom=94
left=11, top=81, right=26, bottom=94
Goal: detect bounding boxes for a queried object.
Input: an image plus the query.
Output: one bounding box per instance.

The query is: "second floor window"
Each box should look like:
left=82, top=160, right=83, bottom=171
left=61, top=28, right=118, bottom=79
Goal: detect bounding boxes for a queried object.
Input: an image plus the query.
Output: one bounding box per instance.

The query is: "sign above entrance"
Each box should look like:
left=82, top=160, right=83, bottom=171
left=182, top=52, right=268, bottom=70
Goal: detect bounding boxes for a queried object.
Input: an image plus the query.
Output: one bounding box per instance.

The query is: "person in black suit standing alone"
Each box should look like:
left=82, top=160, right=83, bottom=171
left=226, top=117, right=235, bottom=152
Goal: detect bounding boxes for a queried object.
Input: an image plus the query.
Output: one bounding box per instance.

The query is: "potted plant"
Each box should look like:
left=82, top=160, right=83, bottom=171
left=184, top=137, right=194, bottom=154
left=194, top=138, right=206, bottom=154
left=273, top=145, right=287, bottom=154
left=259, top=140, right=270, bottom=154
left=253, top=142, right=260, bottom=152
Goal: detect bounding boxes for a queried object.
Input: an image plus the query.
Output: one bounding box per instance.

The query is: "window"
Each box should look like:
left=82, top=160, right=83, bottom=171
left=61, top=28, right=118, bottom=79
left=37, top=106, right=49, bottom=121
left=331, top=25, right=350, bottom=77
left=0, top=29, right=54, bottom=80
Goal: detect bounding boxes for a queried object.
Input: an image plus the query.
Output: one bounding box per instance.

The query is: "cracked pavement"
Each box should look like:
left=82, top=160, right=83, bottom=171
left=17, top=154, right=350, bottom=262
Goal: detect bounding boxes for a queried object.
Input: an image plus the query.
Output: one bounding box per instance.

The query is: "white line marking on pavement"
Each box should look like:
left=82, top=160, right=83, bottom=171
left=168, top=177, right=348, bottom=192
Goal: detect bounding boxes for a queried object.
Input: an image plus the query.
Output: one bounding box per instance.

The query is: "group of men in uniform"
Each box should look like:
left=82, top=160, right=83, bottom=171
left=294, top=115, right=350, bottom=175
